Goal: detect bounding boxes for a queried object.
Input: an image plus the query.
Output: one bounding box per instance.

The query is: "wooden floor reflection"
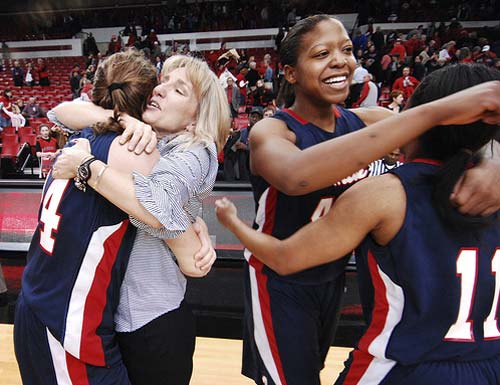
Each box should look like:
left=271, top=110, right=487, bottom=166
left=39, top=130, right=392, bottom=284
left=0, top=324, right=350, bottom=385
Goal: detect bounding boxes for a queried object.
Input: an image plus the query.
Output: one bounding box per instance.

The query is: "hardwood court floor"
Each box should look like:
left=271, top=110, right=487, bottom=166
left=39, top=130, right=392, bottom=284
left=0, top=324, right=351, bottom=384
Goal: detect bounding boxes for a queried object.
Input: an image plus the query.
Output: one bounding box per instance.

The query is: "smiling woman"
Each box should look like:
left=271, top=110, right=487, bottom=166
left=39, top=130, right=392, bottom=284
left=239, top=14, right=500, bottom=385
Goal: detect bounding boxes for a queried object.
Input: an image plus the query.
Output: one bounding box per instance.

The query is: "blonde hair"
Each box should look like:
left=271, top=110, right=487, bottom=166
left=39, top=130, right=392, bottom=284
left=92, top=49, right=158, bottom=134
left=161, top=55, right=231, bottom=152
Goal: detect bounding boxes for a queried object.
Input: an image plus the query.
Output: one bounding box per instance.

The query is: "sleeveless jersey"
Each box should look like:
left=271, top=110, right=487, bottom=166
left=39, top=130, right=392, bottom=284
left=351, top=160, right=500, bottom=382
left=248, top=106, right=367, bottom=284
left=22, top=128, right=136, bottom=367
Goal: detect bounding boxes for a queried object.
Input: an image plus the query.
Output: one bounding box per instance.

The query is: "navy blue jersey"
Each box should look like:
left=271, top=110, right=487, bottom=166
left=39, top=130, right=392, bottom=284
left=349, top=160, right=500, bottom=383
left=22, top=128, right=136, bottom=367
left=248, top=106, right=367, bottom=284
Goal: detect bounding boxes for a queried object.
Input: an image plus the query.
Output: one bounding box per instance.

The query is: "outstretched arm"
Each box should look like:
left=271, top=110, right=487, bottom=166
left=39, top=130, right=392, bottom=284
left=216, top=175, right=404, bottom=275
left=250, top=81, right=500, bottom=195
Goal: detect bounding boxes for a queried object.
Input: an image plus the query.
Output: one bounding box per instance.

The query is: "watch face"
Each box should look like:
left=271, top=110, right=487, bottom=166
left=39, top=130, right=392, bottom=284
left=79, top=165, right=90, bottom=179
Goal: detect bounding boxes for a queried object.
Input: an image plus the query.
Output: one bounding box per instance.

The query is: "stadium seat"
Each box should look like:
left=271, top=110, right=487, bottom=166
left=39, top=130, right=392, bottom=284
left=18, top=126, right=34, bottom=136
left=1, top=142, right=20, bottom=158
left=19, top=133, right=37, bottom=146
left=1, top=133, right=19, bottom=145
left=2, top=127, right=16, bottom=135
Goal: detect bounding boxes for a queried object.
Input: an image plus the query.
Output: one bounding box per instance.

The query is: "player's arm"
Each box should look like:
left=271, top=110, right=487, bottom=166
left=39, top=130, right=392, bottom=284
left=216, top=174, right=404, bottom=275
left=50, top=101, right=112, bottom=130
left=250, top=81, right=500, bottom=196
left=92, top=138, right=215, bottom=277
left=102, top=139, right=216, bottom=277
left=451, top=140, right=500, bottom=216
left=49, top=103, right=156, bottom=154
left=166, top=217, right=216, bottom=277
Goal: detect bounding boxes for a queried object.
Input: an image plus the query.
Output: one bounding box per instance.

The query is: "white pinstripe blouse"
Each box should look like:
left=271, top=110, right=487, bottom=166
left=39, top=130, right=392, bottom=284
left=115, top=134, right=218, bottom=332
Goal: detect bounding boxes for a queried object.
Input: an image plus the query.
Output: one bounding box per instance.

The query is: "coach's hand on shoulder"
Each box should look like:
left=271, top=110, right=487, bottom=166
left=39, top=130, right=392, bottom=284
left=451, top=158, right=500, bottom=216
left=118, top=113, right=157, bottom=155
left=52, top=138, right=92, bottom=179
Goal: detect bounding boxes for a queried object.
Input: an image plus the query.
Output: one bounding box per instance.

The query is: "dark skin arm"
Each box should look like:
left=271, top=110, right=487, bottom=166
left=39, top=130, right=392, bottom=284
left=216, top=174, right=405, bottom=275
left=250, top=82, right=500, bottom=213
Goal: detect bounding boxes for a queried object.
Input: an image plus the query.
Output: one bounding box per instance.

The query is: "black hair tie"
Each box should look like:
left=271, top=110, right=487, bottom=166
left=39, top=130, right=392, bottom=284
left=108, top=82, right=124, bottom=93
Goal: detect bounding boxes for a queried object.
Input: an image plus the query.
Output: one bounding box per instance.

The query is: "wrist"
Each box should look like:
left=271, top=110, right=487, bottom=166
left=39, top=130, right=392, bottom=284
left=74, top=156, right=98, bottom=192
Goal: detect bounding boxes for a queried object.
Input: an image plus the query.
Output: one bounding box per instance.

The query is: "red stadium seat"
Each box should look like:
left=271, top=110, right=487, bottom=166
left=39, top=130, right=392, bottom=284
left=1, top=133, right=19, bottom=145
left=18, top=126, right=35, bottom=136
left=19, top=133, right=37, bottom=146
left=2, top=126, right=16, bottom=135
left=1, top=142, right=21, bottom=158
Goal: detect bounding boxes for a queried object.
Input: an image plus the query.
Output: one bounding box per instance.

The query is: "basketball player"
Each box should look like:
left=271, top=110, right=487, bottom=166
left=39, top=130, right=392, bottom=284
left=216, top=64, right=500, bottom=384
left=238, top=15, right=500, bottom=385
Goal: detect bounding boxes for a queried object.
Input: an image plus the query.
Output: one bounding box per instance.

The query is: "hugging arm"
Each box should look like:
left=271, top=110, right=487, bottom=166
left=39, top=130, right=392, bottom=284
left=250, top=82, right=500, bottom=196
left=216, top=175, right=403, bottom=275
left=49, top=102, right=157, bottom=154
left=451, top=140, right=500, bottom=216
left=55, top=139, right=216, bottom=277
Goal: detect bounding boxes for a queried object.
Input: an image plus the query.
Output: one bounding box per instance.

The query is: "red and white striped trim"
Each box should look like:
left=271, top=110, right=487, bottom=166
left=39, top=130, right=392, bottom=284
left=47, top=328, right=89, bottom=385
left=344, top=250, right=403, bottom=384
left=244, top=186, right=287, bottom=385
left=63, top=221, right=129, bottom=366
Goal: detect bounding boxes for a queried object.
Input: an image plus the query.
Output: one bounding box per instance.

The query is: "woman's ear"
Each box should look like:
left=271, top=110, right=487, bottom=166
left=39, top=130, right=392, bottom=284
left=283, top=64, right=297, bottom=85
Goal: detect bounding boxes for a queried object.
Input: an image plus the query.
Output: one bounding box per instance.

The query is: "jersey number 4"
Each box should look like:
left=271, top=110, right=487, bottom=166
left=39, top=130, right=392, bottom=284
left=444, top=248, right=500, bottom=342
left=39, top=179, right=69, bottom=255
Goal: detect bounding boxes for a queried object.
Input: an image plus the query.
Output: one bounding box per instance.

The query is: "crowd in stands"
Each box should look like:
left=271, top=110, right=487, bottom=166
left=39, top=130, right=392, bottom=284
left=0, top=56, right=82, bottom=177
left=0, top=6, right=499, bottom=180
left=1, top=0, right=499, bottom=41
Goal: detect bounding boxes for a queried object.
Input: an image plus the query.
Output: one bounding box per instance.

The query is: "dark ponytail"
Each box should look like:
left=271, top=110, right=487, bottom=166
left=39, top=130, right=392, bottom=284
left=406, top=63, right=500, bottom=231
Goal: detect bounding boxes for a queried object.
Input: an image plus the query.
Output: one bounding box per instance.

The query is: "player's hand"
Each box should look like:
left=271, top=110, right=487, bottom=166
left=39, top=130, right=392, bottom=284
left=52, top=138, right=92, bottom=179
left=215, top=197, right=238, bottom=228
left=450, top=158, right=500, bottom=216
left=118, top=113, right=158, bottom=154
left=436, top=81, right=500, bottom=127
left=193, top=217, right=216, bottom=275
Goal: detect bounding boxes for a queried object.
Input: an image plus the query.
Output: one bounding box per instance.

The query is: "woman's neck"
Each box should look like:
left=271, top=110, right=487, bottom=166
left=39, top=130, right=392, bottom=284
left=290, top=97, right=337, bottom=133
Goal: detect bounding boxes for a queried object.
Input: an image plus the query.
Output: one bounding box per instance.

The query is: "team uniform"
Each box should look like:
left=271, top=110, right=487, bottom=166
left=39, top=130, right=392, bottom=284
left=337, top=160, right=500, bottom=385
left=244, top=107, right=367, bottom=385
left=15, top=128, right=136, bottom=385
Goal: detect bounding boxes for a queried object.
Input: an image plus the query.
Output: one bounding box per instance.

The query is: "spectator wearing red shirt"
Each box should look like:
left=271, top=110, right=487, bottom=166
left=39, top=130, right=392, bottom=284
left=390, top=39, right=407, bottom=62
left=35, top=123, right=59, bottom=177
left=106, top=35, right=121, bottom=55
left=392, top=66, right=420, bottom=101
left=0, top=88, right=13, bottom=128
left=236, top=67, right=249, bottom=105
left=36, top=58, right=50, bottom=86
left=404, top=35, right=423, bottom=58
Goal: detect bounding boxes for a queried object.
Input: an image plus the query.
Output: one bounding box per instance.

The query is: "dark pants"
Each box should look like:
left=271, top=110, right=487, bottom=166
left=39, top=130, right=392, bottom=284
left=117, top=300, right=196, bottom=385
left=224, top=149, right=249, bottom=181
